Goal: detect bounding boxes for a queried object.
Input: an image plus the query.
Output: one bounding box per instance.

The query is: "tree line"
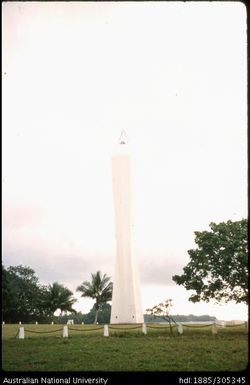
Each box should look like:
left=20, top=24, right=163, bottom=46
left=2, top=267, right=112, bottom=324
left=2, top=218, right=248, bottom=323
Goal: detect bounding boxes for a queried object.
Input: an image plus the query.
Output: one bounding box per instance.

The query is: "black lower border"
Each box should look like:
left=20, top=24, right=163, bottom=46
left=1, top=371, right=249, bottom=385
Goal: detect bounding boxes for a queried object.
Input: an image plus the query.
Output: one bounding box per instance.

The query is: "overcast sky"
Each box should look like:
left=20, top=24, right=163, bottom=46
left=2, top=2, right=247, bottom=320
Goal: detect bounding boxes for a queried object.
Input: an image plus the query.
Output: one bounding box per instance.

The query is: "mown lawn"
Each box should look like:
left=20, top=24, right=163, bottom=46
left=2, top=324, right=248, bottom=371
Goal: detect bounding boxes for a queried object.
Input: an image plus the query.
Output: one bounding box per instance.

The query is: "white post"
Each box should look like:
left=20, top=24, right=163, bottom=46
left=51, top=321, right=54, bottom=325
left=104, top=324, right=109, bottom=337
left=35, top=321, right=38, bottom=325
left=19, top=321, right=22, bottom=325
left=212, top=322, right=217, bottom=335
left=82, top=322, right=84, bottom=325
left=142, top=323, right=147, bottom=335
left=63, top=325, right=68, bottom=338
left=18, top=327, right=25, bottom=339
left=177, top=323, right=183, bottom=335
left=2, top=321, right=5, bottom=325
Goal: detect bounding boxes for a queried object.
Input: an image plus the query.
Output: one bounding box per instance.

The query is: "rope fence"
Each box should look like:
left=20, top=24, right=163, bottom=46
left=109, top=325, right=142, bottom=331
left=8, top=320, right=247, bottom=339
left=182, top=323, right=212, bottom=328
left=25, top=328, right=63, bottom=334
left=217, top=323, right=246, bottom=328
left=68, top=326, right=103, bottom=332
left=147, top=324, right=177, bottom=329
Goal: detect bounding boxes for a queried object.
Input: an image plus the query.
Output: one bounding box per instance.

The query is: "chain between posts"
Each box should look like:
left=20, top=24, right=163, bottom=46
left=109, top=325, right=142, bottom=331
left=13, top=321, right=248, bottom=339
left=221, top=323, right=246, bottom=328
left=147, top=324, right=178, bottom=329
left=68, top=326, right=103, bottom=332
left=25, top=328, right=63, bottom=334
left=182, top=323, right=213, bottom=328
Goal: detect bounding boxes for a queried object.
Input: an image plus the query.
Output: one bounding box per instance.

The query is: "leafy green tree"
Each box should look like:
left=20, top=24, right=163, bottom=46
left=2, top=265, right=14, bottom=322
left=2, top=264, right=46, bottom=322
left=76, top=271, right=112, bottom=324
left=172, top=219, right=248, bottom=304
left=44, top=282, right=77, bottom=316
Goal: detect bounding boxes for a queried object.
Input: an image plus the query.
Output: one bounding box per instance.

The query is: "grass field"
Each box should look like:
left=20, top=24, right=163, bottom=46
left=2, top=323, right=248, bottom=371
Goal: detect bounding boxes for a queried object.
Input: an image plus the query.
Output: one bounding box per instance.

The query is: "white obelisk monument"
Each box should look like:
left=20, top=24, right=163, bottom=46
left=111, top=131, right=144, bottom=324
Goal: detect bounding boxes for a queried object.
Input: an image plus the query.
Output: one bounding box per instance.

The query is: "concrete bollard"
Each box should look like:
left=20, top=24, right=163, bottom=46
left=19, top=321, right=22, bottom=325
left=63, top=325, right=68, bottom=338
left=104, top=324, right=109, bottom=337
left=2, top=321, right=5, bottom=325
left=177, top=323, right=183, bottom=335
left=18, top=327, right=25, bottom=339
left=212, top=323, right=218, bottom=335
left=51, top=321, right=54, bottom=325
left=142, top=323, right=147, bottom=335
left=82, top=322, right=84, bottom=325
left=35, top=321, right=38, bottom=325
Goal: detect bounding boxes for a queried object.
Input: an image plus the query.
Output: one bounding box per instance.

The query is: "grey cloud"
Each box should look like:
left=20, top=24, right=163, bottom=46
left=3, top=243, right=114, bottom=292
left=138, top=258, right=184, bottom=286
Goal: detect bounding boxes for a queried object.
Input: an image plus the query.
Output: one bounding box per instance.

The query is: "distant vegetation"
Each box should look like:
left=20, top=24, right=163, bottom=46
left=56, top=303, right=112, bottom=324
left=144, top=314, right=216, bottom=323
left=4, top=218, right=247, bottom=324
left=55, top=303, right=216, bottom=324
left=2, top=264, right=112, bottom=324
left=2, top=263, right=218, bottom=324
left=27, top=308, right=216, bottom=325
left=47, top=308, right=216, bottom=324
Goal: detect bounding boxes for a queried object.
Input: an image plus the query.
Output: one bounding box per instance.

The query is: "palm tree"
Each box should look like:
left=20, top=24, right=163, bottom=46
left=76, top=271, right=113, bottom=324
left=45, top=282, right=77, bottom=316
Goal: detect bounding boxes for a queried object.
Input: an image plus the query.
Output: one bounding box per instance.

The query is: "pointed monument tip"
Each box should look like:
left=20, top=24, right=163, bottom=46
left=119, top=130, right=127, bottom=145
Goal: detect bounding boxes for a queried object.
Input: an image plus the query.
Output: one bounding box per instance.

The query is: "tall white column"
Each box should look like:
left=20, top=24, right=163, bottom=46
left=110, top=131, right=144, bottom=324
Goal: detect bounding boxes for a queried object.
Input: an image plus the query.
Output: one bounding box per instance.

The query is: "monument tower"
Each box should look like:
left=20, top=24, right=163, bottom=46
left=110, top=130, right=144, bottom=324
